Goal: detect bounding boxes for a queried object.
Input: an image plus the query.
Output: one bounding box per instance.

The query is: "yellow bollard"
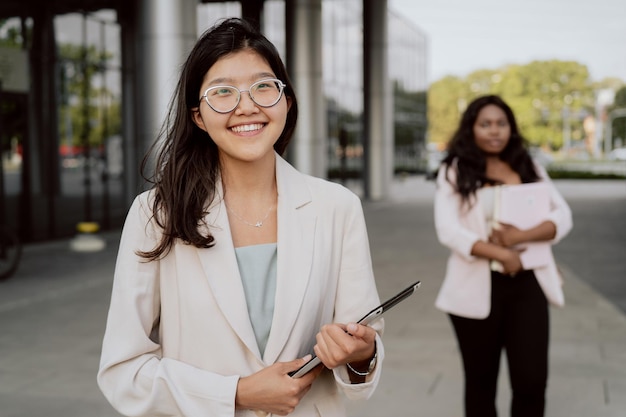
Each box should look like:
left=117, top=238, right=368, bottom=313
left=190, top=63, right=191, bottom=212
left=69, top=222, right=106, bottom=252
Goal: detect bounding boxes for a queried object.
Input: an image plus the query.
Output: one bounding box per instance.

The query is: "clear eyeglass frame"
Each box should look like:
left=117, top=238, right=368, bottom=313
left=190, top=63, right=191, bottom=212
left=199, top=78, right=287, bottom=114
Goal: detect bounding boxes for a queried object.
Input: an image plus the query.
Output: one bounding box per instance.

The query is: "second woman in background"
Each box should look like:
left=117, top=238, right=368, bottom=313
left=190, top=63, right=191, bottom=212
left=433, top=95, right=572, bottom=417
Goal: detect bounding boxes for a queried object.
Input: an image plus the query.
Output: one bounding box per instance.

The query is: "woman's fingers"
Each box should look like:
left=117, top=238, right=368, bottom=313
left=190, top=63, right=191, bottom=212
left=314, top=323, right=376, bottom=368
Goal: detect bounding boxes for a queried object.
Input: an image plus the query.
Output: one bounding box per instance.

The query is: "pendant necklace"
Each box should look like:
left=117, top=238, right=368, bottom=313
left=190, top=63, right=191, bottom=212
left=226, top=203, right=274, bottom=228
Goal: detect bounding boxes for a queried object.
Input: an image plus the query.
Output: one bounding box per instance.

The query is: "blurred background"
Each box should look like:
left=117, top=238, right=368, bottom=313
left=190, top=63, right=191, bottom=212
left=0, top=0, right=624, bottom=246
left=0, top=2, right=624, bottom=416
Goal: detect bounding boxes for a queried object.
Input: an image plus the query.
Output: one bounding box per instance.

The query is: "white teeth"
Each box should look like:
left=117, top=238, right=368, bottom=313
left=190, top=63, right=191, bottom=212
left=231, top=124, right=263, bottom=133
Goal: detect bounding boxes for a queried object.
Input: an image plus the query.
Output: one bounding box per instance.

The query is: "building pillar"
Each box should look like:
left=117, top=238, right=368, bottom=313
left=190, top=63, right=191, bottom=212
left=285, top=0, right=325, bottom=178
left=29, top=9, right=59, bottom=238
left=135, top=0, right=197, bottom=189
left=363, top=0, right=392, bottom=200
left=241, top=0, right=264, bottom=29
left=117, top=4, right=138, bottom=207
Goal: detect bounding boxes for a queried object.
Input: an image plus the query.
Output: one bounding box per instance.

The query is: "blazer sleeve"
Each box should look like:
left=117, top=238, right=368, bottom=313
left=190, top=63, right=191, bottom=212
left=535, top=163, right=573, bottom=243
left=434, top=164, right=483, bottom=261
left=327, top=189, right=385, bottom=399
left=97, top=193, right=239, bottom=417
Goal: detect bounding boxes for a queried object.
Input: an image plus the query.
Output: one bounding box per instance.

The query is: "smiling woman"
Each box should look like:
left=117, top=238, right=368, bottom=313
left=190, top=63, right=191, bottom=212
left=191, top=49, right=291, bottom=173
left=96, top=17, right=384, bottom=417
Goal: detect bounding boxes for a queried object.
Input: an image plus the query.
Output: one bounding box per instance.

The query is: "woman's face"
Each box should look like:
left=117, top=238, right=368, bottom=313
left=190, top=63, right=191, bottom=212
left=472, top=104, right=511, bottom=156
left=192, top=49, right=291, bottom=166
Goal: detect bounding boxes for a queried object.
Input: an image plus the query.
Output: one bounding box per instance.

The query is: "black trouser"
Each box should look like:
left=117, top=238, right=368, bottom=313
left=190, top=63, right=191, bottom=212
left=449, top=270, right=549, bottom=417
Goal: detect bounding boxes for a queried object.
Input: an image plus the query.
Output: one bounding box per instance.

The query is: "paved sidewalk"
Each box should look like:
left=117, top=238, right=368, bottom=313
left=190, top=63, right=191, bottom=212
left=0, top=177, right=624, bottom=417
left=347, top=177, right=626, bottom=417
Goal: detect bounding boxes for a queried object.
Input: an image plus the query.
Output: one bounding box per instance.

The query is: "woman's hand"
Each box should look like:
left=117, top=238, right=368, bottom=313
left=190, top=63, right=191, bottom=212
left=498, top=247, right=524, bottom=275
left=489, top=222, right=523, bottom=247
left=491, top=220, right=557, bottom=247
left=471, top=240, right=524, bottom=275
left=490, top=224, right=525, bottom=274
left=235, top=356, right=323, bottom=416
left=313, top=323, right=376, bottom=371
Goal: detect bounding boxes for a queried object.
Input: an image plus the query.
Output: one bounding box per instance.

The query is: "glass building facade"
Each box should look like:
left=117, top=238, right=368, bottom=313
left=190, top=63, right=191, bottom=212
left=0, top=11, right=125, bottom=240
left=0, top=1, right=427, bottom=242
left=199, top=0, right=429, bottom=177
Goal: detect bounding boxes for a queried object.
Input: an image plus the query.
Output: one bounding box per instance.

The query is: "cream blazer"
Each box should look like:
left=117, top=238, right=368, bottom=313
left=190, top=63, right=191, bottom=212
left=97, top=155, right=384, bottom=417
left=434, top=161, right=573, bottom=319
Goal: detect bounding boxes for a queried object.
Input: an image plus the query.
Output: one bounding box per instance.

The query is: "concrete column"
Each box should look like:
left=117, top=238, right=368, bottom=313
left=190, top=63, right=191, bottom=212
left=241, top=0, right=264, bottom=29
left=363, top=0, right=392, bottom=200
left=117, top=6, right=138, bottom=207
left=135, top=0, right=197, bottom=184
left=27, top=12, right=52, bottom=197
left=285, top=0, right=326, bottom=177
left=29, top=9, right=59, bottom=238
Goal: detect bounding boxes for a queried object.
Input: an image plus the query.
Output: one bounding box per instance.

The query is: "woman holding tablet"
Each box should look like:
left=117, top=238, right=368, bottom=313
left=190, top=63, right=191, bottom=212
left=97, top=18, right=383, bottom=417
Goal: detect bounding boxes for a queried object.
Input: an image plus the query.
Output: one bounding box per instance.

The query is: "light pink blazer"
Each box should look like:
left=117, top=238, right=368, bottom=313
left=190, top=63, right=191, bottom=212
left=434, top=161, right=573, bottom=319
left=97, top=155, right=384, bottom=417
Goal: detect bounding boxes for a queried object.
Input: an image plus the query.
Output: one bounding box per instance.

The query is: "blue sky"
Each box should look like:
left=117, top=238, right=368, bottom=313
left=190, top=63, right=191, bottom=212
left=389, top=0, right=626, bottom=84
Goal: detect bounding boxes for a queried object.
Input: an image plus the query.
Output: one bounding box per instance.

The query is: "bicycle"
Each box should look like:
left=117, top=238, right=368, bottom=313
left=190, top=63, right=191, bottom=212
left=0, top=224, right=22, bottom=281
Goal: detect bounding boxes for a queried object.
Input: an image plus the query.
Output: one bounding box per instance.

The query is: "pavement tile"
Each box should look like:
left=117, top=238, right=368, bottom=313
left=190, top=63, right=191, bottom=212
left=0, top=177, right=624, bottom=417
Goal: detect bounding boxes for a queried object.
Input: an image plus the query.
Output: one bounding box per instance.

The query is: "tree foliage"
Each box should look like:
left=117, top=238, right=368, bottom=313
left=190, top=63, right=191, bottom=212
left=1, top=18, right=121, bottom=153
left=0, top=19, right=25, bottom=48
left=427, top=60, right=614, bottom=152
left=58, top=43, right=121, bottom=149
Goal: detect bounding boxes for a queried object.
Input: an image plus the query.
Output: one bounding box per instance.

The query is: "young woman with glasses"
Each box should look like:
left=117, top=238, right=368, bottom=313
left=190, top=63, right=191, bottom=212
left=97, top=17, right=383, bottom=417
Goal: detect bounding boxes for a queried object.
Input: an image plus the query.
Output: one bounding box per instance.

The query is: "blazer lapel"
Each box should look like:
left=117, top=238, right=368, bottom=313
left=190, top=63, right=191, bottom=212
left=196, top=186, right=262, bottom=360
left=263, top=156, right=316, bottom=364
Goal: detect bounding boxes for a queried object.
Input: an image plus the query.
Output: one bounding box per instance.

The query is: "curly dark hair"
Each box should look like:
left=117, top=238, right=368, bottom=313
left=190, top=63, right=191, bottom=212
left=441, top=95, right=539, bottom=203
left=138, top=18, right=298, bottom=261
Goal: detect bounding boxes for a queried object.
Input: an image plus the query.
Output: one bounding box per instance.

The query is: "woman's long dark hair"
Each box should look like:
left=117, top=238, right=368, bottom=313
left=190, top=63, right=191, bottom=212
left=138, top=18, right=298, bottom=260
left=441, top=95, right=539, bottom=203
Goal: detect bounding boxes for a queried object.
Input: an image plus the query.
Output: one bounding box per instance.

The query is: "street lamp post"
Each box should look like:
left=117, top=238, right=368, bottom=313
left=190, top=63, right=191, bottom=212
left=69, top=12, right=105, bottom=252
left=0, top=78, right=5, bottom=230
left=605, top=108, right=626, bottom=155
left=562, top=93, right=575, bottom=153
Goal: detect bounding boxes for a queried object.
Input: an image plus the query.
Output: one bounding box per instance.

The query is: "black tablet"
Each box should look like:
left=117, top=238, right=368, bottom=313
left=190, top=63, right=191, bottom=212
left=289, top=281, right=421, bottom=378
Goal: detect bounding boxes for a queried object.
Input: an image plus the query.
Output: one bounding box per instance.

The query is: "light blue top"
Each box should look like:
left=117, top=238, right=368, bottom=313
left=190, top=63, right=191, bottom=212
left=234, top=243, right=277, bottom=356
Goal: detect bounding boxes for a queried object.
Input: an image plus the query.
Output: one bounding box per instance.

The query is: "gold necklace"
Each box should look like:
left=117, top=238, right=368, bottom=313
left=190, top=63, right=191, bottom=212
left=225, top=203, right=274, bottom=228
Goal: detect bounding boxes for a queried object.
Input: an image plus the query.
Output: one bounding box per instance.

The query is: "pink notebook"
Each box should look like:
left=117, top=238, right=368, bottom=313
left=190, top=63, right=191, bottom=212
left=493, top=182, right=552, bottom=270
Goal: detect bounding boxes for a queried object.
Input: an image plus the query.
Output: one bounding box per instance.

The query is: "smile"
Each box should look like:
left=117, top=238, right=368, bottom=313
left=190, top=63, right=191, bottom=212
left=230, top=123, right=265, bottom=133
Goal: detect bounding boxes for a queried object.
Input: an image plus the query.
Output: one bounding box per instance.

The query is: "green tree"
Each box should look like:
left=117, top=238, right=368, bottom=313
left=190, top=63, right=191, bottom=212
left=0, top=19, right=25, bottom=48
left=0, top=19, right=30, bottom=157
left=428, top=60, right=599, bottom=152
left=1, top=18, right=121, bottom=154
left=428, top=75, right=468, bottom=148
left=58, top=43, right=121, bottom=150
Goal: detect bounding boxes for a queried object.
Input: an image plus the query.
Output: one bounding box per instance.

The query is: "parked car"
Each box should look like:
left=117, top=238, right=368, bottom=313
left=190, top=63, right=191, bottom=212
left=607, top=147, right=626, bottom=161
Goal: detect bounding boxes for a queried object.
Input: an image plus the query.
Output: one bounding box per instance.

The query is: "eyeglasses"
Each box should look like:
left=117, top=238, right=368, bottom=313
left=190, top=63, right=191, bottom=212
left=200, top=78, right=287, bottom=113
